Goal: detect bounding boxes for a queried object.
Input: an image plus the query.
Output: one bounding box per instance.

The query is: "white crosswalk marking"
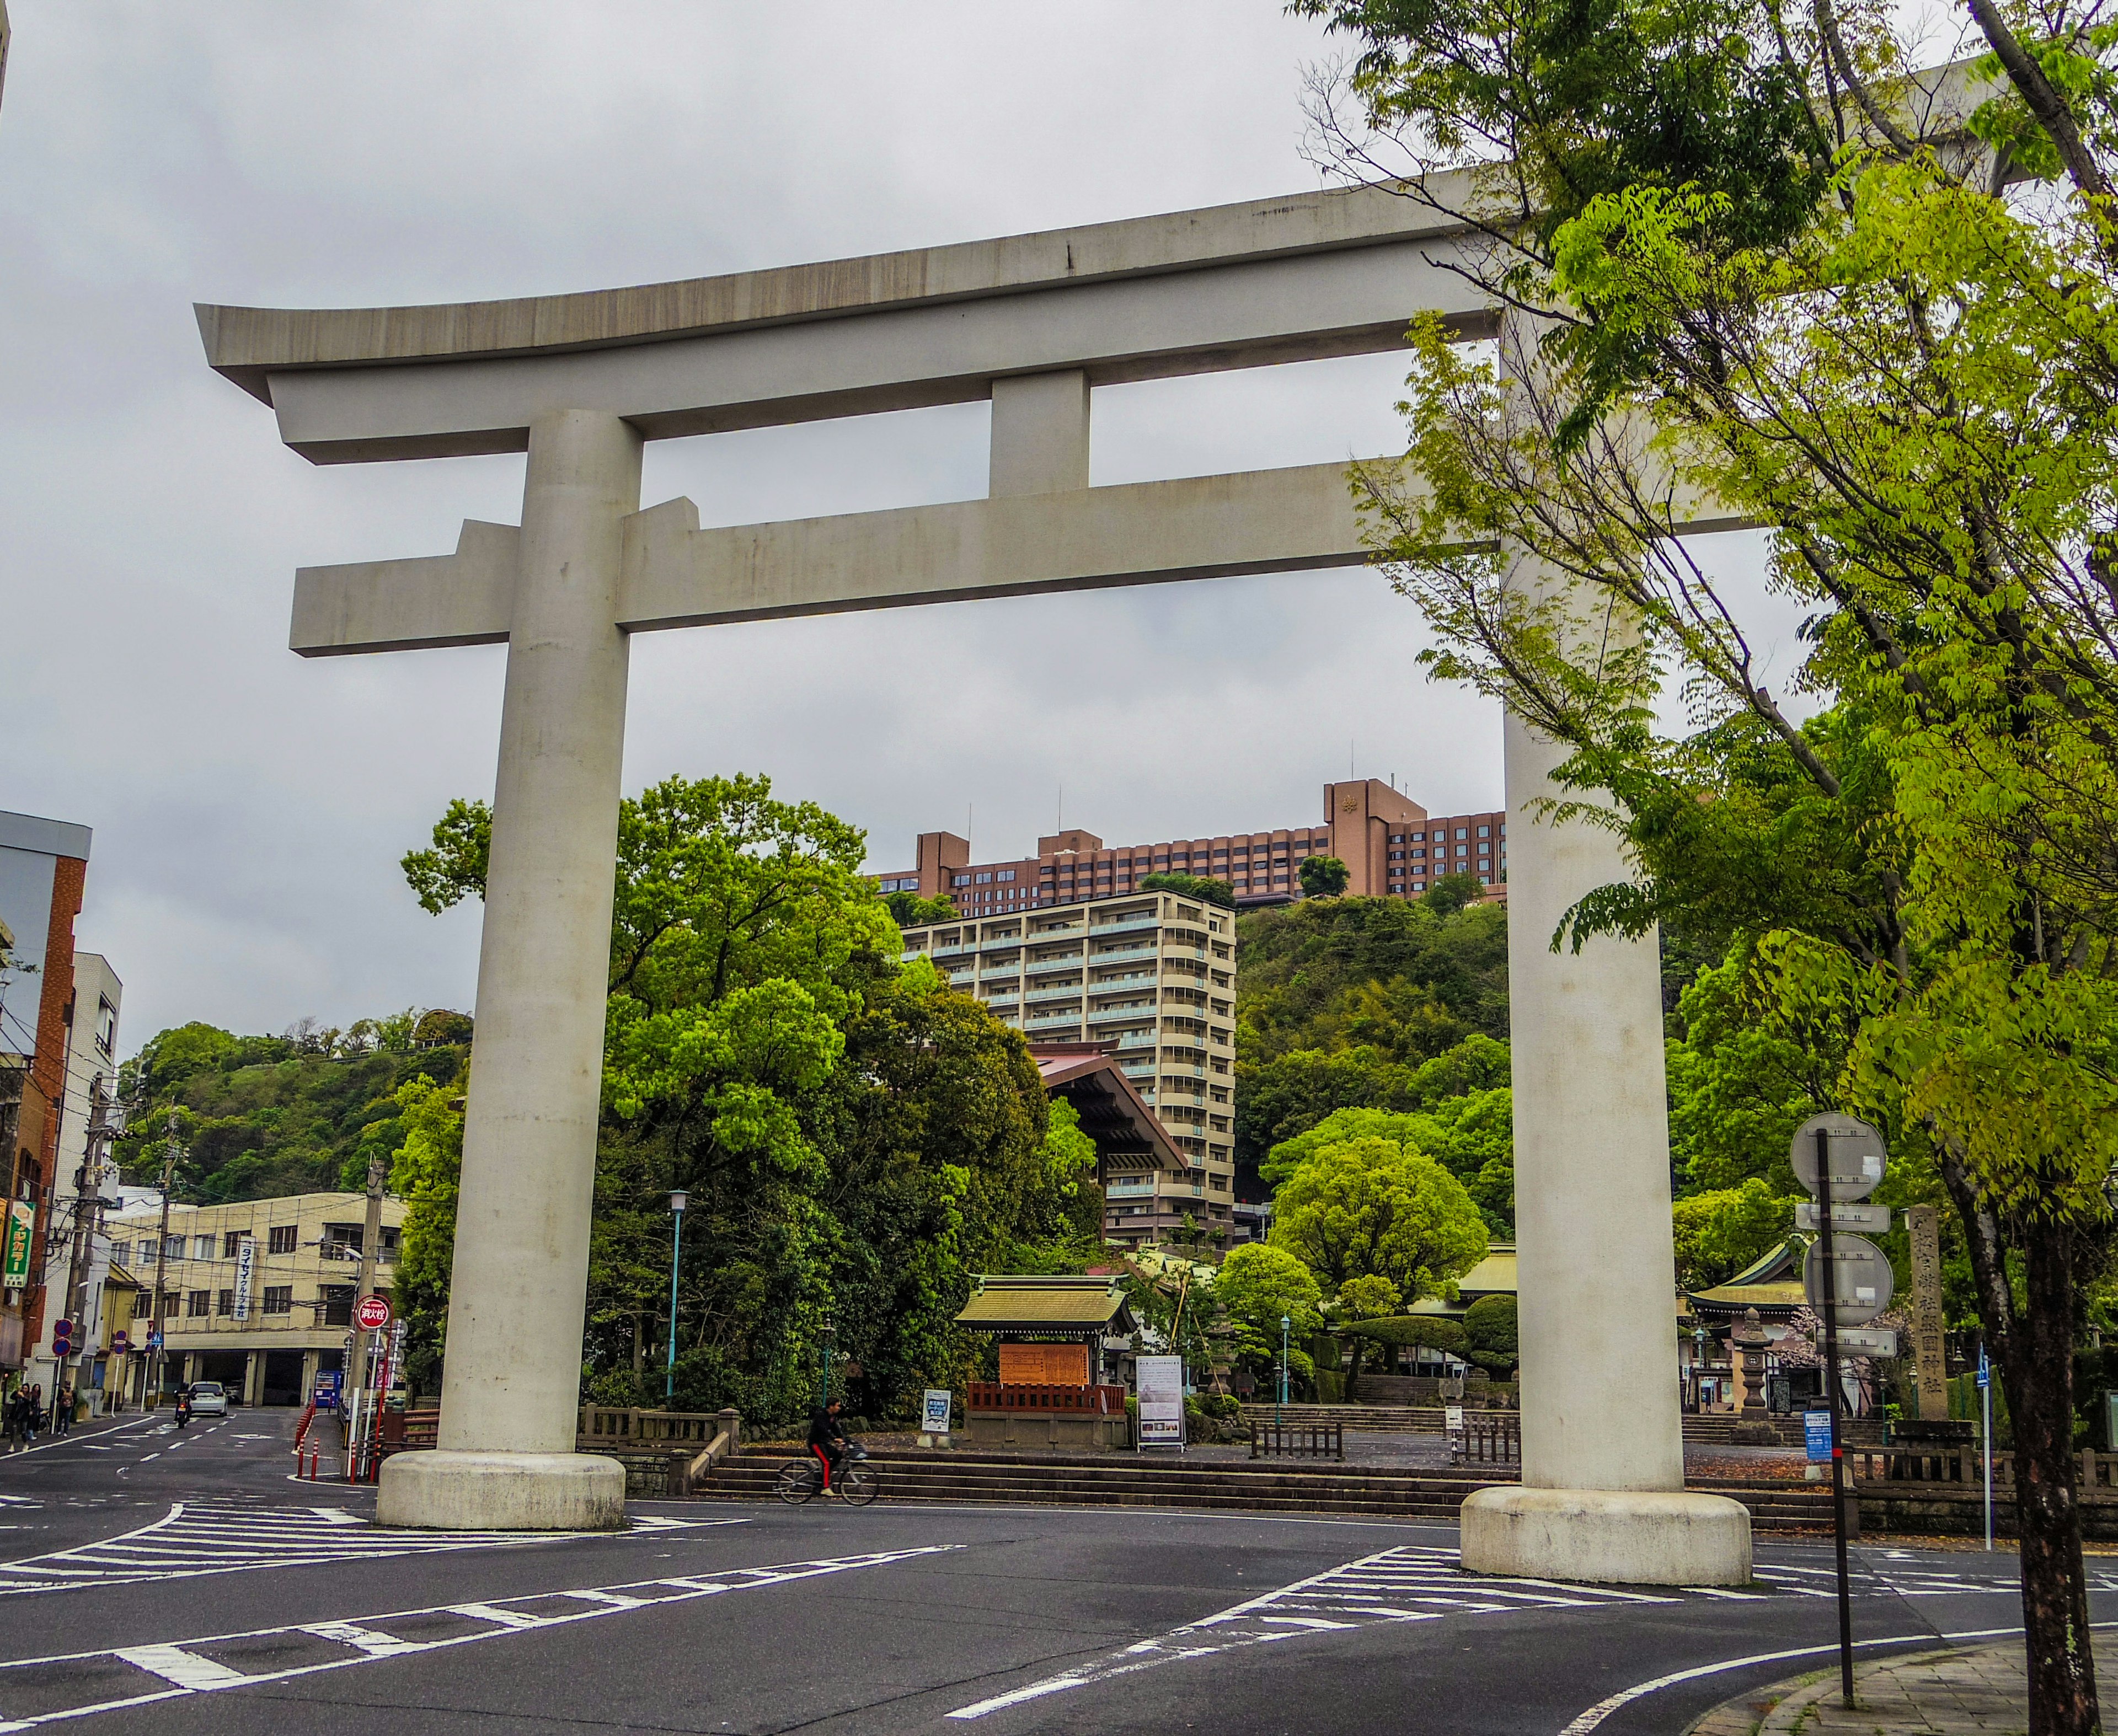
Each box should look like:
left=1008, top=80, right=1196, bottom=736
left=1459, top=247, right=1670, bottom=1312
left=113, top=1644, right=251, bottom=1690
left=0, top=1499, right=742, bottom=1596
left=1755, top=1562, right=2030, bottom=1600
left=0, top=1545, right=959, bottom=1731
left=299, top=1620, right=425, bottom=1658
left=948, top=1545, right=1681, bottom=1719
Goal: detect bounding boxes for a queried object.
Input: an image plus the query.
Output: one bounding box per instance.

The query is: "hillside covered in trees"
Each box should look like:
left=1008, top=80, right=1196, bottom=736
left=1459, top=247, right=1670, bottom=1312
left=1233, top=881, right=1514, bottom=1228
left=115, top=1011, right=471, bottom=1203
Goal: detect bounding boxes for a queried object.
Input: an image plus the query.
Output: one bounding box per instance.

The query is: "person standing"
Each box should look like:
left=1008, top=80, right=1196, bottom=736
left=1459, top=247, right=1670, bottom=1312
left=22, top=1383, right=41, bottom=1446
left=53, top=1383, right=73, bottom=1437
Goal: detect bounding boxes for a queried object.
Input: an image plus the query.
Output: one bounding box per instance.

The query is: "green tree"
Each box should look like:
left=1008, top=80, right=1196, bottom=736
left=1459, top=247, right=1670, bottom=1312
left=1670, top=1180, right=1790, bottom=1293
left=407, top=773, right=1068, bottom=1432
left=1211, top=1241, right=1325, bottom=1386
left=1301, top=0, right=2118, bottom=1713
left=1137, top=871, right=1236, bottom=909
left=1297, top=855, right=1351, bottom=898
left=1270, top=1135, right=1489, bottom=1304
left=1420, top=872, right=1487, bottom=917
left=1462, top=1295, right=1520, bottom=1381
left=387, top=1075, right=464, bottom=1396
left=883, top=888, right=956, bottom=926
left=1259, top=1065, right=1517, bottom=1237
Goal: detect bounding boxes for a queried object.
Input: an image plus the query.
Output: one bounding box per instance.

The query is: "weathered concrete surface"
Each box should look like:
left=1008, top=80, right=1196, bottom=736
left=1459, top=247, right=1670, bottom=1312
left=378, top=1449, right=625, bottom=1531
left=1477, top=305, right=1752, bottom=1582
left=290, top=518, right=518, bottom=655
left=989, top=369, right=1090, bottom=497
left=289, top=459, right=1382, bottom=657
left=1461, top=1486, right=1753, bottom=1585
left=196, top=176, right=1485, bottom=399
left=379, top=408, right=639, bottom=1530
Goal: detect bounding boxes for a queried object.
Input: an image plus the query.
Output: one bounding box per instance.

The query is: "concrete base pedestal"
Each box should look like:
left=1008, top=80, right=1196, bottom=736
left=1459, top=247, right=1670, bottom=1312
left=377, top=1450, right=626, bottom=1532
left=1461, top=1486, right=1753, bottom=1587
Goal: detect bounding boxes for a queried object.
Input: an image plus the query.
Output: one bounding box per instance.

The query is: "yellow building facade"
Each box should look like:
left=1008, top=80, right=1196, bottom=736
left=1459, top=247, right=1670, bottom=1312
left=107, top=1191, right=404, bottom=1407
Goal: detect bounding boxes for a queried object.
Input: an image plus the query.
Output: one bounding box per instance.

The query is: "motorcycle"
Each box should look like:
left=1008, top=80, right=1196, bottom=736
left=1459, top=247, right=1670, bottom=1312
left=173, top=1396, right=192, bottom=1430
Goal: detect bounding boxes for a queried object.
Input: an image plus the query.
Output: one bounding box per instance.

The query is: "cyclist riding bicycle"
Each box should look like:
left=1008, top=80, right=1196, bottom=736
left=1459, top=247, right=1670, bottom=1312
left=807, top=1397, right=850, bottom=1497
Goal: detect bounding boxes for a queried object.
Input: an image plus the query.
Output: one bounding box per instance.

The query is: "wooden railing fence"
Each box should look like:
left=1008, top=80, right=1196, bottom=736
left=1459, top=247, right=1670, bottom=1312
left=966, top=1383, right=1128, bottom=1415
left=1250, top=1419, right=1345, bottom=1461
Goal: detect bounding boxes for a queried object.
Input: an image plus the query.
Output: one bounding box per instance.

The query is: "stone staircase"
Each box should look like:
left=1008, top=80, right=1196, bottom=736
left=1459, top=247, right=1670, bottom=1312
left=1683, top=1413, right=1886, bottom=1449
left=695, top=1446, right=1833, bottom=1532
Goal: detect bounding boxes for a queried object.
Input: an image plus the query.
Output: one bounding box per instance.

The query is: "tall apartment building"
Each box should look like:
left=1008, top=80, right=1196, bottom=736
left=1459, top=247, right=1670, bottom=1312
left=895, top=889, right=1238, bottom=1245
left=874, top=779, right=1506, bottom=915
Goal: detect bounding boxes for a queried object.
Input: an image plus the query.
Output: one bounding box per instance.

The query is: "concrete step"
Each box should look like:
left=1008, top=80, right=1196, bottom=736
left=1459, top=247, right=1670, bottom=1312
left=697, top=1451, right=1831, bottom=1530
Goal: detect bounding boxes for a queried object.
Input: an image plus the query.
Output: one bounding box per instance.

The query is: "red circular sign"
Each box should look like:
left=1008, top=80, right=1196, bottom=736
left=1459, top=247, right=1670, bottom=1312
left=354, top=1294, right=392, bottom=1331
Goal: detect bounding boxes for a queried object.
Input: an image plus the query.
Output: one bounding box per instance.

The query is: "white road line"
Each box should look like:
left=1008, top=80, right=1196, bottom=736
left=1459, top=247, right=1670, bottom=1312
left=1553, top=1625, right=2040, bottom=1734
left=0, top=1545, right=960, bottom=1730
left=0, top=1417, right=160, bottom=1465
left=113, top=1645, right=252, bottom=1690
left=444, top=1602, right=548, bottom=1630
left=299, top=1621, right=425, bottom=1658
left=0, top=1500, right=744, bottom=1596
left=948, top=1545, right=1679, bottom=1721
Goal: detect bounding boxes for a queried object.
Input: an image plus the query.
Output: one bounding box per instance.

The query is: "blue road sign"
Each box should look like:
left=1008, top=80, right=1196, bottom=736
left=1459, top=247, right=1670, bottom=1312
left=1977, top=1345, right=1990, bottom=1390
left=1805, top=1410, right=1834, bottom=1461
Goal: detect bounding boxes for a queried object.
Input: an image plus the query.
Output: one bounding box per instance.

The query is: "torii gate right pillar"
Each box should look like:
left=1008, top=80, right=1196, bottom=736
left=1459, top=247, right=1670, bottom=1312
left=1457, top=710, right=1752, bottom=1584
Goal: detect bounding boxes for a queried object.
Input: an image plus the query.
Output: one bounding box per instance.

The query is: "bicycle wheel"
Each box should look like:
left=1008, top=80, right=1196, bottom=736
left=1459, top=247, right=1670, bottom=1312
left=837, top=1463, right=879, bottom=1508
left=774, top=1461, right=818, bottom=1505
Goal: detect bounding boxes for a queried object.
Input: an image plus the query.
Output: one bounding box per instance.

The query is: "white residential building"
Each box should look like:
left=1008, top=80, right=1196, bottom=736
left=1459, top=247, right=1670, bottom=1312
left=896, top=888, right=1237, bottom=1242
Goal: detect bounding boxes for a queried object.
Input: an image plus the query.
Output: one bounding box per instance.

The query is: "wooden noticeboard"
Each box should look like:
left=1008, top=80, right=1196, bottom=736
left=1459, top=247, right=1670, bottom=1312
left=999, top=1343, right=1091, bottom=1386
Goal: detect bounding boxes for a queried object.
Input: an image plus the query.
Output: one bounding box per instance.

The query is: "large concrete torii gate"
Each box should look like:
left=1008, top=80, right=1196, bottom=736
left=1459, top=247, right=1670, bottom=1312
left=199, top=178, right=1750, bottom=1581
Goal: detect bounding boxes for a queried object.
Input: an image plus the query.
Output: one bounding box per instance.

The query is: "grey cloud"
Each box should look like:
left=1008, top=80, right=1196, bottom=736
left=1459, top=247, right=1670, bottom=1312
left=4, top=1, right=1517, bottom=1049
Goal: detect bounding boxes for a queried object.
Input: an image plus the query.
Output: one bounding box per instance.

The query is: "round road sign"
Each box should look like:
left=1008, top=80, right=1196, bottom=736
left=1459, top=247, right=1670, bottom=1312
left=1789, top=1112, right=1887, bottom=1201
left=1803, top=1233, right=1896, bottom=1327
left=354, top=1293, right=392, bottom=1331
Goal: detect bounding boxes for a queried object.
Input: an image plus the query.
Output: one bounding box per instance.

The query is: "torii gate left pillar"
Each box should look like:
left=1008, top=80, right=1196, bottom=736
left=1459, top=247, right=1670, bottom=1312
left=378, top=409, right=640, bottom=1528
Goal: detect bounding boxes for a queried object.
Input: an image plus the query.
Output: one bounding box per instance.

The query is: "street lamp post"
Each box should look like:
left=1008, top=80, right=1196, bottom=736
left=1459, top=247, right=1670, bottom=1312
left=817, top=1315, right=835, bottom=1411
left=664, top=1191, right=687, bottom=1403
left=1279, top=1314, right=1291, bottom=1422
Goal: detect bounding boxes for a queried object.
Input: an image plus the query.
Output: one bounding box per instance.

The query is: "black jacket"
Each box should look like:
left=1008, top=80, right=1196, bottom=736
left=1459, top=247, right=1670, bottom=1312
left=807, top=1406, right=847, bottom=1451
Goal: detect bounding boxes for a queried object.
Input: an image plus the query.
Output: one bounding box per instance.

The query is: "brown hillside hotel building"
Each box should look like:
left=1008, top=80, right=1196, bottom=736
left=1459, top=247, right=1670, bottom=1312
left=875, top=779, right=1506, bottom=915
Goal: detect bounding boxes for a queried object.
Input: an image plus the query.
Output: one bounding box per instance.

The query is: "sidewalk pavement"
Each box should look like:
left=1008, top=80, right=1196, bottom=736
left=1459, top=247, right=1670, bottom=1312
left=1687, top=1642, right=2025, bottom=1734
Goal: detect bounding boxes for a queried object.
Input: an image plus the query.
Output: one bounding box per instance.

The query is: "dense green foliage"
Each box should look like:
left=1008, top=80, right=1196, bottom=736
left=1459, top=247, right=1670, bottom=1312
left=115, top=1019, right=468, bottom=1204
left=1296, top=856, right=1351, bottom=898
left=1232, top=893, right=1510, bottom=1195
left=1137, top=871, right=1236, bottom=908
left=882, top=889, right=957, bottom=926
left=1309, top=0, right=2118, bottom=1711
left=1268, top=1134, right=1488, bottom=1305
left=404, top=773, right=1084, bottom=1430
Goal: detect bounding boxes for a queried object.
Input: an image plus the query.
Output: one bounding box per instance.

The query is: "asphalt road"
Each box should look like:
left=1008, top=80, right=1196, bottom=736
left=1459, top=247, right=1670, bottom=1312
left=0, top=1408, right=2100, bottom=1734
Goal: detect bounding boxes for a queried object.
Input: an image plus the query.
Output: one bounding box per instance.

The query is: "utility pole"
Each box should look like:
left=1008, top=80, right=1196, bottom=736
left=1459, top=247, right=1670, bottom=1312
left=58, top=1077, right=113, bottom=1422
left=145, top=1115, right=179, bottom=1407
left=345, top=1148, right=387, bottom=1447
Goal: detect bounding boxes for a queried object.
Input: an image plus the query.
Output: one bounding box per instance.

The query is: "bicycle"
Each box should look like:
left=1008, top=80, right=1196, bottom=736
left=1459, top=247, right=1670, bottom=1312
left=774, top=1443, right=879, bottom=1507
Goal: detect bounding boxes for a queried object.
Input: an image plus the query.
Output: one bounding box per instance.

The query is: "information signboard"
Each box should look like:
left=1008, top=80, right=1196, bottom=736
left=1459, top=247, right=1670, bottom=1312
left=2, top=1200, right=33, bottom=1287
left=1805, top=1410, right=1834, bottom=1462
left=1136, top=1355, right=1185, bottom=1448
left=921, top=1389, right=952, bottom=1435
left=233, top=1235, right=255, bottom=1323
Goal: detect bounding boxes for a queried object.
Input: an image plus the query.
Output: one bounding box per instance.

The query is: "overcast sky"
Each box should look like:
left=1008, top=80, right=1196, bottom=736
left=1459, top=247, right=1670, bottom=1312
left=0, top=3, right=1791, bottom=1054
